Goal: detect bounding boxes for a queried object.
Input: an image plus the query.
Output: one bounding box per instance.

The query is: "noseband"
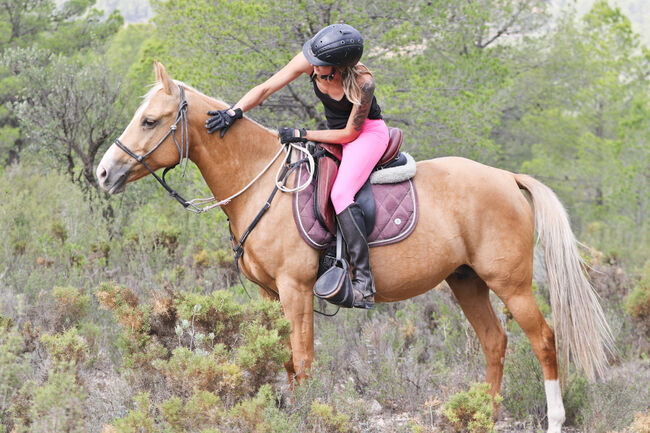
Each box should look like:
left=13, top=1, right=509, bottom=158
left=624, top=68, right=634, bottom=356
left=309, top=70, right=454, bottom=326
left=113, top=85, right=200, bottom=211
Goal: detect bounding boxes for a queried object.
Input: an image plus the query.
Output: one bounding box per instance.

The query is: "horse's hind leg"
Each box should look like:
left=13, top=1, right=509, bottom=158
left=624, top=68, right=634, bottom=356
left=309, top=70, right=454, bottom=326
left=446, top=272, right=507, bottom=401
left=498, top=287, right=565, bottom=433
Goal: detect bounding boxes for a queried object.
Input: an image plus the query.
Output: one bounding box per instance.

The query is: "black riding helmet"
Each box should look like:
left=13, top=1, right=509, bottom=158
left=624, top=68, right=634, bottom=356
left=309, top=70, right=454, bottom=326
left=302, top=24, right=364, bottom=67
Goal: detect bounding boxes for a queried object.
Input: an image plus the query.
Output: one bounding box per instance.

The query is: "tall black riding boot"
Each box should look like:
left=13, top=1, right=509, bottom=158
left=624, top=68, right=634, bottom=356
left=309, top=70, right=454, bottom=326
left=336, top=203, right=375, bottom=309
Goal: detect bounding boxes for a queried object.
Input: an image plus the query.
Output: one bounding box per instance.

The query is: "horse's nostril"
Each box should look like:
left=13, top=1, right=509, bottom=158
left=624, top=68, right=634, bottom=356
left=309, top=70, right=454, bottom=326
left=98, top=167, right=107, bottom=181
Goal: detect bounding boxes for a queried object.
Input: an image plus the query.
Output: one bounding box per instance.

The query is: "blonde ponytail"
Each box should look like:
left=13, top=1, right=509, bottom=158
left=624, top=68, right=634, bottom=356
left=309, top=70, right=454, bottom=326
left=340, top=64, right=372, bottom=106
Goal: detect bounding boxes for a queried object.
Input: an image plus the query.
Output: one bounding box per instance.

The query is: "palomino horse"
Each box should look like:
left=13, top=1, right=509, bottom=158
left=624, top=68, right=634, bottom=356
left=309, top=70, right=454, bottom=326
left=97, top=62, right=613, bottom=433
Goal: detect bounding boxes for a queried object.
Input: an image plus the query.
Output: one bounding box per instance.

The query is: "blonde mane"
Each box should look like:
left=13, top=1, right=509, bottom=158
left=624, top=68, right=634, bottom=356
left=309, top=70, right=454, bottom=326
left=143, top=80, right=276, bottom=135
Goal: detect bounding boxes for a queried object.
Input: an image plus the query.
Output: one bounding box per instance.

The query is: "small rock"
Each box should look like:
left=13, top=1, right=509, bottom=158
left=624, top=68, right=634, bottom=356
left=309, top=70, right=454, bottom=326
left=369, top=399, right=382, bottom=414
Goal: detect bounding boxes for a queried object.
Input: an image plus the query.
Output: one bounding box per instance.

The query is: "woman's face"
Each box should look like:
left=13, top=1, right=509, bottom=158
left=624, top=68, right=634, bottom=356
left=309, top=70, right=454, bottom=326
left=313, top=65, right=334, bottom=76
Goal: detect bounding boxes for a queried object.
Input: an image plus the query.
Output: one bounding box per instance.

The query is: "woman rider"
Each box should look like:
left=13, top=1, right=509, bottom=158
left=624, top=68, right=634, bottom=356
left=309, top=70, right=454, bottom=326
left=205, top=24, right=388, bottom=309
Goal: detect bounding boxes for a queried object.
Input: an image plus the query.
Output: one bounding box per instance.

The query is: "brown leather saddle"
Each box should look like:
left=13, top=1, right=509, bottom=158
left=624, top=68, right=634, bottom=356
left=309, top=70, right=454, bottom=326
left=314, top=127, right=405, bottom=234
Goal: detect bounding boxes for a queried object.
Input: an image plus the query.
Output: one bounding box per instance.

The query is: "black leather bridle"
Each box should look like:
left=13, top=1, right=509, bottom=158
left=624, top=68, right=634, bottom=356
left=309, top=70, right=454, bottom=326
left=112, top=85, right=338, bottom=316
left=113, top=85, right=201, bottom=212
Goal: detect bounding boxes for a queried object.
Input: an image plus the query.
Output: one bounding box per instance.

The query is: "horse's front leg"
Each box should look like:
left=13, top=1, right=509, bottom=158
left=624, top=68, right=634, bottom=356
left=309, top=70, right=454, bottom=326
left=277, top=277, right=314, bottom=383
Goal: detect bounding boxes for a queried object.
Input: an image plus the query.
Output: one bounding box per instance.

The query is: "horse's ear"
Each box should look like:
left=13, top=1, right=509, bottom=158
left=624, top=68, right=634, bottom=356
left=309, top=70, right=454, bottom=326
left=153, top=60, right=176, bottom=96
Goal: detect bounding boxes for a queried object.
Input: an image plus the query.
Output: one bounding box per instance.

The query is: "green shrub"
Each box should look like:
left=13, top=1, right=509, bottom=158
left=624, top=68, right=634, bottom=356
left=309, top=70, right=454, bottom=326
left=309, top=401, right=351, bottom=433
left=96, top=282, right=151, bottom=346
left=41, top=327, right=89, bottom=366
left=11, top=369, right=89, bottom=433
left=501, top=335, right=546, bottom=423
left=236, top=320, right=291, bottom=386
left=441, top=383, right=502, bottom=433
left=174, top=290, right=243, bottom=346
left=50, top=220, right=68, bottom=243
left=104, top=289, right=293, bottom=431
left=153, top=346, right=245, bottom=397
left=578, top=371, right=649, bottom=433
left=109, top=392, right=157, bottom=433
left=124, top=212, right=182, bottom=253
left=159, top=390, right=224, bottom=432
left=9, top=212, right=30, bottom=255
left=229, top=384, right=277, bottom=432
left=563, top=372, right=590, bottom=425
left=52, top=285, right=90, bottom=330
left=624, top=261, right=650, bottom=320
left=0, top=319, right=31, bottom=428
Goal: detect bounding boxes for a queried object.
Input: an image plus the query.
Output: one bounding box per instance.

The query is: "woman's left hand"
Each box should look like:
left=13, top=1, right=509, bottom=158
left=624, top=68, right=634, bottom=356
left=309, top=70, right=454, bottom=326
left=279, top=127, right=307, bottom=144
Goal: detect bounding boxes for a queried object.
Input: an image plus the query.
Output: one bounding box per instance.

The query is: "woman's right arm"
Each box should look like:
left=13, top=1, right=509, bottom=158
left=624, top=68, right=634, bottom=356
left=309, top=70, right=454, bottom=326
left=233, top=52, right=312, bottom=112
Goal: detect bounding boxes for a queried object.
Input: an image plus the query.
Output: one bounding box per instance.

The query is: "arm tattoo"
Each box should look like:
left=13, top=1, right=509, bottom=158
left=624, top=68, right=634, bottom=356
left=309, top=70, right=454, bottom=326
left=352, top=81, right=375, bottom=132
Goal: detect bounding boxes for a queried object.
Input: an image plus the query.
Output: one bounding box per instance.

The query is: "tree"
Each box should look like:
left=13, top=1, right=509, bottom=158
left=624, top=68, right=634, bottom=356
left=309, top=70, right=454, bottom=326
left=0, top=0, right=123, bottom=165
left=147, top=0, right=549, bottom=161
left=499, top=1, right=650, bottom=262
left=2, top=48, right=123, bottom=196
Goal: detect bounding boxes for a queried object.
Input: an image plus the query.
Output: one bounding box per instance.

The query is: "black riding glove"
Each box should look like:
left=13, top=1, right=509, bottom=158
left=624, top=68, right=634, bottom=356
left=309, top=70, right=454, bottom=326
left=279, top=127, right=307, bottom=144
left=205, top=107, right=243, bottom=138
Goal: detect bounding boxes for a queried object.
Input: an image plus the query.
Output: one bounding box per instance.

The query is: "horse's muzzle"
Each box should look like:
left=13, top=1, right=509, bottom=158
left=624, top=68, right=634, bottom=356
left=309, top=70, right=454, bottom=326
left=97, top=161, right=129, bottom=194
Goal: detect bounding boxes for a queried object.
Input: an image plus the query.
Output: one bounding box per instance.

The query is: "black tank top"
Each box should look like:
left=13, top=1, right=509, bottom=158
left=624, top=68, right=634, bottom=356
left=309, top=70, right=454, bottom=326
left=312, top=79, right=382, bottom=130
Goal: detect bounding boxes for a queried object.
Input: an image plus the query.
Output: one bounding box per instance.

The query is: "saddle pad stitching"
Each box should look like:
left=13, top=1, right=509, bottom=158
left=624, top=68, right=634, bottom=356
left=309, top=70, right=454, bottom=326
left=368, top=179, right=417, bottom=246
left=293, top=150, right=418, bottom=250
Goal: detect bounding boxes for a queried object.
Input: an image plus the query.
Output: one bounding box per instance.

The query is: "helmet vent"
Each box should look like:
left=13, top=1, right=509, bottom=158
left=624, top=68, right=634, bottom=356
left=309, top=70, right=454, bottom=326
left=303, top=24, right=364, bottom=67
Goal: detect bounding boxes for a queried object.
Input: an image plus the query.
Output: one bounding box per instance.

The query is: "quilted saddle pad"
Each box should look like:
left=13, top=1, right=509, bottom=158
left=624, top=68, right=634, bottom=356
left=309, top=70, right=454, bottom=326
left=292, top=154, right=419, bottom=250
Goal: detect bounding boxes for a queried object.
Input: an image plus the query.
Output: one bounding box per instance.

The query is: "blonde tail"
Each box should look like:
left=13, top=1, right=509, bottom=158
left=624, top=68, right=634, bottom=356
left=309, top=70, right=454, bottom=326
left=514, top=173, right=614, bottom=380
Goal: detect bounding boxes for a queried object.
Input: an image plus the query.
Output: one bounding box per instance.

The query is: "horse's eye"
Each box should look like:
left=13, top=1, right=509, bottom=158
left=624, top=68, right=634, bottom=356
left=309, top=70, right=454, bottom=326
left=142, top=118, right=158, bottom=128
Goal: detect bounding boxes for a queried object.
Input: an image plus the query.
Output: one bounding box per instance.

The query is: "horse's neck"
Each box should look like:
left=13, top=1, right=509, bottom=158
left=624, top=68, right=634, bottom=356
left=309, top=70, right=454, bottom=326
left=186, top=91, right=286, bottom=231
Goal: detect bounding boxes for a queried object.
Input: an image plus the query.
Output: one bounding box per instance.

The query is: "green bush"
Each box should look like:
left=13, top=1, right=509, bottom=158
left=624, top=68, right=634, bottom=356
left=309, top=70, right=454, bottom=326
left=41, top=327, right=90, bottom=366
left=563, top=372, right=590, bottom=425
left=501, top=335, right=546, bottom=423
left=102, top=289, right=293, bottom=431
left=624, top=261, right=650, bottom=321
left=309, top=401, right=351, bottom=433
left=441, top=383, right=502, bottom=433
left=96, top=282, right=152, bottom=346
left=108, top=392, right=157, bottom=433
left=108, top=383, right=293, bottom=433
left=52, top=285, right=90, bottom=330
left=153, top=346, right=245, bottom=396
left=11, top=369, right=89, bottom=433
left=159, top=390, right=224, bottom=432
left=174, top=290, right=244, bottom=346
left=0, top=319, right=31, bottom=428
left=577, top=370, right=649, bottom=433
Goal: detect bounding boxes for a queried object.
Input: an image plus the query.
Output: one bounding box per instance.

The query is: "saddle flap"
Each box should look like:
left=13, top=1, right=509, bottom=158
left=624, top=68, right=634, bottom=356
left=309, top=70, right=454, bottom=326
left=315, top=155, right=338, bottom=234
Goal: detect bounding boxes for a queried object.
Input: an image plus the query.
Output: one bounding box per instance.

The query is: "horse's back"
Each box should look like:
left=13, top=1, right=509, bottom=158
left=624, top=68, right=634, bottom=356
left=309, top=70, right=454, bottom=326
left=371, top=156, right=535, bottom=301
left=414, top=156, right=532, bottom=227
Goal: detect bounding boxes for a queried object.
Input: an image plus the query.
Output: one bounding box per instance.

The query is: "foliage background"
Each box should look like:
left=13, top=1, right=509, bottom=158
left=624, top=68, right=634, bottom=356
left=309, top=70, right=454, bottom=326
left=0, top=0, right=649, bottom=432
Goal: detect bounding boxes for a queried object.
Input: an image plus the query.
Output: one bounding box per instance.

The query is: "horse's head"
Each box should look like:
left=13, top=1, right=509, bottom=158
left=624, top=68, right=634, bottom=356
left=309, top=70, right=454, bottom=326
left=97, top=61, right=189, bottom=194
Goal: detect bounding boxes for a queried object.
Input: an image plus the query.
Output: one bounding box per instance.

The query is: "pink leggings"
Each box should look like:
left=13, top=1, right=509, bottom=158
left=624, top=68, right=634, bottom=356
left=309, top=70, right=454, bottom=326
left=331, top=119, right=389, bottom=214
